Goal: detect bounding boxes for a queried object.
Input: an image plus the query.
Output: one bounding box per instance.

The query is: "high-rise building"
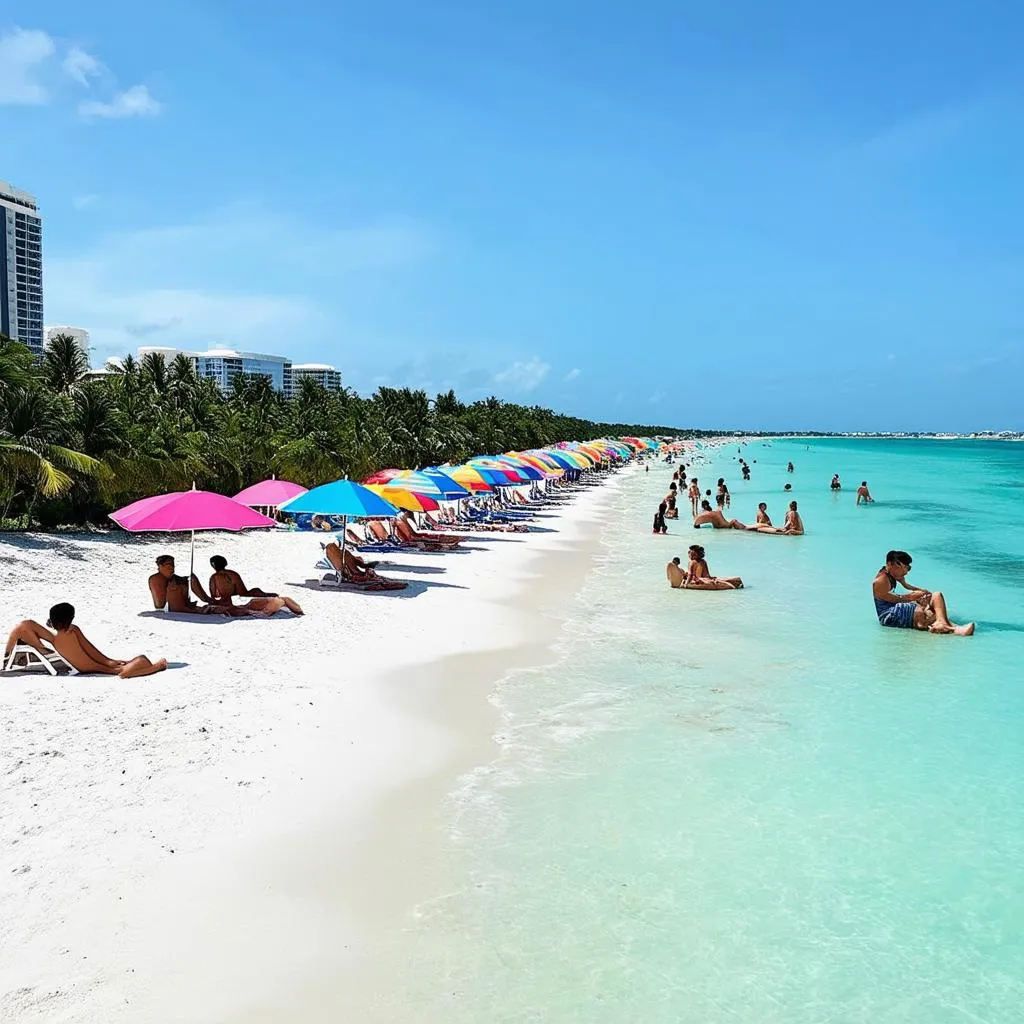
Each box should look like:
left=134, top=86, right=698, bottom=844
left=137, top=346, right=294, bottom=394
left=291, top=362, right=343, bottom=392
left=45, top=325, right=92, bottom=368
left=0, top=181, right=44, bottom=355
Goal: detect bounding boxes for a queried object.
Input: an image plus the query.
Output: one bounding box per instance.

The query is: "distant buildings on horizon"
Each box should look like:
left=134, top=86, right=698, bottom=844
left=132, top=346, right=342, bottom=397
left=1, top=181, right=44, bottom=356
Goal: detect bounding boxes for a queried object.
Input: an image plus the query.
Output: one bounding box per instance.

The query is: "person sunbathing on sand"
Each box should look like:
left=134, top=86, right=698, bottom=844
left=6, top=603, right=167, bottom=677
left=872, top=550, right=974, bottom=635
left=324, top=542, right=407, bottom=590
left=208, top=555, right=304, bottom=615
left=683, top=545, right=743, bottom=589
left=693, top=500, right=746, bottom=530
left=149, top=555, right=234, bottom=615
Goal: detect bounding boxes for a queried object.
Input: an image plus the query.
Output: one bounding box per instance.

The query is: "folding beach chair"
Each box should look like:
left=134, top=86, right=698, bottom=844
left=2, top=645, right=79, bottom=676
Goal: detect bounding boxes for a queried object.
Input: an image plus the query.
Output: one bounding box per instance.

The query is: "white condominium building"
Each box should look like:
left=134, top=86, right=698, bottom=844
left=0, top=181, right=44, bottom=355
left=136, top=347, right=341, bottom=396
left=291, top=362, right=343, bottom=392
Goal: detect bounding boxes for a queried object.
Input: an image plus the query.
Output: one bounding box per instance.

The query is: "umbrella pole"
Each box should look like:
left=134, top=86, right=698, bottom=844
left=189, top=530, right=195, bottom=580
left=341, top=516, right=347, bottom=568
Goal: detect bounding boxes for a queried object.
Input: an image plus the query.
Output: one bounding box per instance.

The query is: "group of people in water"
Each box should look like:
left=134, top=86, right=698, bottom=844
left=654, top=453, right=973, bottom=636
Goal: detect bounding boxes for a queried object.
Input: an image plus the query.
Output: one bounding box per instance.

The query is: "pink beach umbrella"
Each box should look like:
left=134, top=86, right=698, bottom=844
left=110, top=487, right=277, bottom=576
left=233, top=477, right=307, bottom=507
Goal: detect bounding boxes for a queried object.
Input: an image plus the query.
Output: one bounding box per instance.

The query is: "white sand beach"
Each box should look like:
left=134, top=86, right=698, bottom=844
left=0, top=476, right=622, bottom=1023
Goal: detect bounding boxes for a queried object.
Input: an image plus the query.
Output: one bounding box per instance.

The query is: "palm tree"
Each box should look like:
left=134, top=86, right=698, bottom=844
left=42, top=332, right=90, bottom=394
left=0, top=388, right=105, bottom=525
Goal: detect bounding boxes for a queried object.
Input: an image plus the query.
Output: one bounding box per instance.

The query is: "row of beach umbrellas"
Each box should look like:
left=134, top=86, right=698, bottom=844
left=108, top=439, right=662, bottom=570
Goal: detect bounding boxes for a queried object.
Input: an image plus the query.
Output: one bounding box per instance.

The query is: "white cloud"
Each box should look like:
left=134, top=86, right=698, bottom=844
left=79, top=84, right=161, bottom=120
left=63, top=46, right=104, bottom=86
left=0, top=27, right=55, bottom=105
left=494, top=357, right=550, bottom=392
left=44, top=203, right=434, bottom=365
left=72, top=194, right=100, bottom=210
left=564, top=367, right=581, bottom=382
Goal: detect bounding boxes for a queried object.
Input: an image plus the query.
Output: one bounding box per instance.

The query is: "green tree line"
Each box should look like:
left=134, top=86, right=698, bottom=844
left=1, top=333, right=701, bottom=528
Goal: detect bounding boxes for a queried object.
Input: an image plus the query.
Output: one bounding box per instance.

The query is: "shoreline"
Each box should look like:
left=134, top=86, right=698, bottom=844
left=0, top=473, right=624, bottom=1024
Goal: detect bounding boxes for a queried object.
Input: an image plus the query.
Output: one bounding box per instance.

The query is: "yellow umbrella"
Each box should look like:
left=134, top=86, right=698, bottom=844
left=366, top=485, right=441, bottom=512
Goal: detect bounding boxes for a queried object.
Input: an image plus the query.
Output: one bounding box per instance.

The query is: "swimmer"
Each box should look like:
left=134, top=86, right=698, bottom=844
left=872, top=550, right=974, bottom=635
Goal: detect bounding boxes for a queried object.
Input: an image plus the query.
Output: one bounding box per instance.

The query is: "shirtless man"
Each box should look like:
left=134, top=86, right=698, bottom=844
left=208, top=555, right=304, bottom=615
left=149, top=555, right=238, bottom=616
left=856, top=481, right=874, bottom=504
left=872, top=550, right=974, bottom=635
left=666, top=557, right=685, bottom=588
left=693, top=500, right=747, bottom=530
left=6, top=603, right=167, bottom=678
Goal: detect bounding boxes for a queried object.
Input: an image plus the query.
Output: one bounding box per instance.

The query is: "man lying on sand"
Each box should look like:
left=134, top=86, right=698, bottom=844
left=6, top=603, right=167, bottom=677
left=693, top=500, right=747, bottom=530
left=208, top=555, right=304, bottom=615
left=872, top=549, right=974, bottom=635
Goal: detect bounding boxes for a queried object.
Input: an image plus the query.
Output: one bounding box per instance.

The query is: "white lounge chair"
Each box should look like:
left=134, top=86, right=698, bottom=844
left=2, top=644, right=79, bottom=676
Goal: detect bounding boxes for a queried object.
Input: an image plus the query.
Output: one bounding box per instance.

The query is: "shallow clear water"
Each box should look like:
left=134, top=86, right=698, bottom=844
left=399, top=440, right=1024, bottom=1023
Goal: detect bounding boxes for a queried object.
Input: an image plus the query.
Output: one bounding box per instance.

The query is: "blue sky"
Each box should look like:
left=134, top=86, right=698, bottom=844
left=2, top=1, right=1022, bottom=432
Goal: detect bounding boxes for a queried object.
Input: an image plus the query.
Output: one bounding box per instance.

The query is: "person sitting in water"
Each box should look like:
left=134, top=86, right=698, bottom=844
left=208, top=556, right=304, bottom=616
left=324, top=542, right=408, bottom=590
left=6, top=603, right=167, bottom=678
left=149, top=555, right=236, bottom=616
left=665, top=493, right=679, bottom=519
left=856, top=481, right=874, bottom=504
left=872, top=550, right=974, bottom=635
left=747, top=502, right=774, bottom=531
left=683, top=544, right=743, bottom=589
left=787, top=461, right=794, bottom=473
left=779, top=500, right=804, bottom=535
left=666, top=556, right=685, bottom=588
left=693, top=500, right=747, bottom=530
left=830, top=474, right=842, bottom=491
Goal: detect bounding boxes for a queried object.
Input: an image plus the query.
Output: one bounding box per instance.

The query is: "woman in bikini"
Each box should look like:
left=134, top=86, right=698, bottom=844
left=207, top=556, right=304, bottom=615
left=684, top=544, right=743, bottom=590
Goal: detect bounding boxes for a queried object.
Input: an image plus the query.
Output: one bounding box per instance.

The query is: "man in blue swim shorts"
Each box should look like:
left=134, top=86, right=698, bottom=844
left=872, top=550, right=975, bottom=636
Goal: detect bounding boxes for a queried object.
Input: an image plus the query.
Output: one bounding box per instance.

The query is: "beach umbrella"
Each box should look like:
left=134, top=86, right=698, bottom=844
left=416, top=467, right=471, bottom=500
left=362, top=468, right=406, bottom=485
left=386, top=470, right=448, bottom=498
left=110, top=487, right=277, bottom=576
left=446, top=466, right=497, bottom=492
left=459, top=464, right=519, bottom=487
left=281, top=479, right=400, bottom=563
left=469, top=458, right=536, bottom=484
left=366, top=485, right=440, bottom=513
left=233, top=477, right=307, bottom=507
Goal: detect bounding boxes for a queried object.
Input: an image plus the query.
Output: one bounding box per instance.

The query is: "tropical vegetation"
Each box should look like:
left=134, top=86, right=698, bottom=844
left=1, top=333, right=695, bottom=528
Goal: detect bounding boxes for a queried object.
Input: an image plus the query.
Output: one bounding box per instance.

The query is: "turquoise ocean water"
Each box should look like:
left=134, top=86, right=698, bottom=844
left=394, top=439, right=1024, bottom=1023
